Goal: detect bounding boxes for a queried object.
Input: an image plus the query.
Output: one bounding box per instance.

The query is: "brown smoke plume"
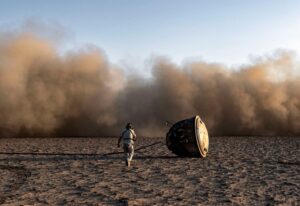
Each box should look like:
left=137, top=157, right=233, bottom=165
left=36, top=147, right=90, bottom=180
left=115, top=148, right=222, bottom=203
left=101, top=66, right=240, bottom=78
left=1, top=32, right=300, bottom=137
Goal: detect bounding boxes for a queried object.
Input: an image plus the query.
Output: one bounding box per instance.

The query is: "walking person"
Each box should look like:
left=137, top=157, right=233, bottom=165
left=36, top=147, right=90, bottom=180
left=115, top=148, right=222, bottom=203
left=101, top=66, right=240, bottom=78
left=118, top=123, right=137, bottom=167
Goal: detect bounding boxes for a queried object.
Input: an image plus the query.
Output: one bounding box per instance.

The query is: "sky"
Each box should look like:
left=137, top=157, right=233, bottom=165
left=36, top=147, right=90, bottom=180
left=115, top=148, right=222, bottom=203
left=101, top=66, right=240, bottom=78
left=1, top=0, right=300, bottom=70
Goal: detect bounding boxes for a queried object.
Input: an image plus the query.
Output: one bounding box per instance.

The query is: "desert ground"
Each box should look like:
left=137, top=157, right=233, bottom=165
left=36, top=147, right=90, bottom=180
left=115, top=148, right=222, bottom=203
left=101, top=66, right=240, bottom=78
left=0, top=136, right=299, bottom=205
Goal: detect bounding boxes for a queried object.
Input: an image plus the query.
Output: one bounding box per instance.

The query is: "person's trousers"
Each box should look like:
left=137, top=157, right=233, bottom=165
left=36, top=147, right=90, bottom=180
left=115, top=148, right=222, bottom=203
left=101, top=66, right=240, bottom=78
left=123, top=143, right=134, bottom=162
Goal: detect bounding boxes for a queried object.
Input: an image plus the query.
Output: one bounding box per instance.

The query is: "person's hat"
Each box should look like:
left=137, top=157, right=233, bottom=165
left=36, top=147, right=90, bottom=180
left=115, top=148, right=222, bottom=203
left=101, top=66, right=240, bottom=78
left=126, top=123, right=133, bottom=129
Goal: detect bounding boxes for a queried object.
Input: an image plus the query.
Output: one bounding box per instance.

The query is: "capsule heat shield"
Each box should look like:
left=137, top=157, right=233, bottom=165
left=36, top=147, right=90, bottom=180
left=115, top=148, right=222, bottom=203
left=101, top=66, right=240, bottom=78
left=166, top=115, right=209, bottom=157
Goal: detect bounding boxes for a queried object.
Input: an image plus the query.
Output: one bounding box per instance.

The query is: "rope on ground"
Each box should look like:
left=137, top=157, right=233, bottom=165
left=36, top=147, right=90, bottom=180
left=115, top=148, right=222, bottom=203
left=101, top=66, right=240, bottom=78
left=0, top=141, right=165, bottom=157
left=103, top=141, right=164, bottom=156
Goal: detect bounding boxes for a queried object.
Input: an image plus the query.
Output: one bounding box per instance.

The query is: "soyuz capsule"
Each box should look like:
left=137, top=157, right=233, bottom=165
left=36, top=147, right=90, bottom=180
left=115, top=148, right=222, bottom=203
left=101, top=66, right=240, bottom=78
left=166, top=115, right=209, bottom=157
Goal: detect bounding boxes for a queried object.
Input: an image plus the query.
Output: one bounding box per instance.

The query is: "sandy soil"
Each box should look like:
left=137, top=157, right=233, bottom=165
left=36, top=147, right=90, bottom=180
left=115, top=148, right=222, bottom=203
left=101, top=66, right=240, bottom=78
left=0, top=136, right=299, bottom=205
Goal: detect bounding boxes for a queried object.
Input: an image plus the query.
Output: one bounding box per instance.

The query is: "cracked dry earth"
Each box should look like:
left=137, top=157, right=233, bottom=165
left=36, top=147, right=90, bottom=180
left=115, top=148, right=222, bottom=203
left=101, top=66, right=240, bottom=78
left=0, top=136, right=299, bottom=205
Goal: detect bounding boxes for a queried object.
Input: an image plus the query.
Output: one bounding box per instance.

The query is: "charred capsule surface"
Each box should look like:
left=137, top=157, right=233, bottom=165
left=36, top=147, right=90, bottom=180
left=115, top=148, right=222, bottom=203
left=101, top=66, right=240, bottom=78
left=166, top=115, right=209, bottom=157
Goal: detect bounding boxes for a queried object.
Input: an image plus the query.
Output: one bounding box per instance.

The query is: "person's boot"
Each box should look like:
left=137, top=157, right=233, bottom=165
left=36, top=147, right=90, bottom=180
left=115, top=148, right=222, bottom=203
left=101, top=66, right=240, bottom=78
left=128, top=161, right=131, bottom=167
left=125, top=160, right=128, bottom=166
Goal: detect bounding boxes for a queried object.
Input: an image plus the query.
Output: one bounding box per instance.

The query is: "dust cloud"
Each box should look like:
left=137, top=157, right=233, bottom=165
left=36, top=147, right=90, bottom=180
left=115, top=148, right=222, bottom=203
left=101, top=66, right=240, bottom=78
left=1, top=31, right=300, bottom=137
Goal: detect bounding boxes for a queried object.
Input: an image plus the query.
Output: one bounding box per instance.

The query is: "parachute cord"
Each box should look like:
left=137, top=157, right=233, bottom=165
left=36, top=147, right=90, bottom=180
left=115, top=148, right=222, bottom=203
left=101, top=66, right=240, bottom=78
left=103, top=141, right=164, bottom=156
left=0, top=141, right=165, bottom=156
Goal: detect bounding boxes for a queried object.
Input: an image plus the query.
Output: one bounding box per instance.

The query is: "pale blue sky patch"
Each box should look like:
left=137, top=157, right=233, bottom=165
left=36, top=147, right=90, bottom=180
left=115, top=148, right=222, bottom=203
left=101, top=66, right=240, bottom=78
left=1, top=0, right=300, bottom=71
